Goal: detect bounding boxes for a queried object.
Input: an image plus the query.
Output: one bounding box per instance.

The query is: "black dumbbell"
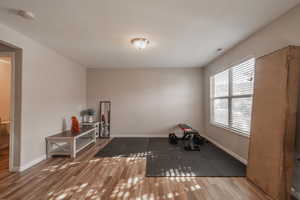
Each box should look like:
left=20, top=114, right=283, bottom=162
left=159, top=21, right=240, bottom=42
left=168, top=133, right=178, bottom=144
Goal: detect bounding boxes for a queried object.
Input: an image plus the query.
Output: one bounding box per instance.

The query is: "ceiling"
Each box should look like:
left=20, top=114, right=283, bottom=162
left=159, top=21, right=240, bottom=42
left=0, top=0, right=299, bottom=68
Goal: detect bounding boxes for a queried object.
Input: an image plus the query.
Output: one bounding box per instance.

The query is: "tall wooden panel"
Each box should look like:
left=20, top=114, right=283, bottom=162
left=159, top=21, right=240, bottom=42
left=247, top=46, right=300, bottom=200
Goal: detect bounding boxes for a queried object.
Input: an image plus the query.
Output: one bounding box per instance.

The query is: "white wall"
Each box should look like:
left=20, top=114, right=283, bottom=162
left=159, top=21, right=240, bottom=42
left=0, top=22, right=87, bottom=169
left=87, top=68, right=203, bottom=137
left=203, top=5, right=300, bottom=160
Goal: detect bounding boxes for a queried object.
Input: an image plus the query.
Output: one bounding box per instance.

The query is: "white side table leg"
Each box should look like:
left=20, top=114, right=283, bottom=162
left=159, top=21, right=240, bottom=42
left=70, top=139, right=76, bottom=158
left=46, top=139, right=51, bottom=158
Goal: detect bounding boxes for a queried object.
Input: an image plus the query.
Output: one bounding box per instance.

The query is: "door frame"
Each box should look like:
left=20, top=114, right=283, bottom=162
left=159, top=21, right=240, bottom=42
left=0, top=51, right=16, bottom=172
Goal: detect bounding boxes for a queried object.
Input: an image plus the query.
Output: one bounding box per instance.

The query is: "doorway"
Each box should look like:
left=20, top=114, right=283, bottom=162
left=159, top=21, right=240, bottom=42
left=0, top=55, right=12, bottom=174
left=0, top=41, right=22, bottom=173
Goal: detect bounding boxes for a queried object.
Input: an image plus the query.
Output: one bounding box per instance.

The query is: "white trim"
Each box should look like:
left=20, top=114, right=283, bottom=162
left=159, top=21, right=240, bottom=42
left=112, top=133, right=248, bottom=165
left=18, top=155, right=46, bottom=172
left=10, top=166, right=19, bottom=172
left=12, top=133, right=248, bottom=172
left=201, top=134, right=248, bottom=165
left=111, top=134, right=168, bottom=138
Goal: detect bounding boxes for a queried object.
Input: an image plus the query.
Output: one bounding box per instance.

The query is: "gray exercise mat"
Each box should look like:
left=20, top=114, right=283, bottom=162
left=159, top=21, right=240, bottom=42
left=95, top=137, right=246, bottom=177
left=146, top=138, right=245, bottom=177
left=94, top=138, right=150, bottom=157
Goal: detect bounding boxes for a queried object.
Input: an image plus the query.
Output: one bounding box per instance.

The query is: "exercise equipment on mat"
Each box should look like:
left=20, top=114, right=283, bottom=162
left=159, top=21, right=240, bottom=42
left=168, top=133, right=178, bottom=144
left=168, top=124, right=205, bottom=151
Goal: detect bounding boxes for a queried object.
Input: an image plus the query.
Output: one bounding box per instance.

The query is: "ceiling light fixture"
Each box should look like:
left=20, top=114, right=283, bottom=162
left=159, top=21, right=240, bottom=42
left=17, top=10, right=35, bottom=20
left=131, top=38, right=150, bottom=50
left=217, top=48, right=223, bottom=52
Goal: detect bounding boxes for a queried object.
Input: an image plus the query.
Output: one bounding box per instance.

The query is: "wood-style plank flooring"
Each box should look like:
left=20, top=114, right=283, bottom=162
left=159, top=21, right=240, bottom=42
left=0, top=147, right=9, bottom=179
left=0, top=139, right=269, bottom=200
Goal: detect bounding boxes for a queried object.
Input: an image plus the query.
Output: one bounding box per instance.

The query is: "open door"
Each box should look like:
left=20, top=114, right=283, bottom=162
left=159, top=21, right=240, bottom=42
left=247, top=46, right=300, bottom=200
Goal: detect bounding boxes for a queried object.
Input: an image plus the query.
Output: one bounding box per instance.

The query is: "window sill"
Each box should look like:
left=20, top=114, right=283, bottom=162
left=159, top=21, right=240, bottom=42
left=209, top=122, right=250, bottom=139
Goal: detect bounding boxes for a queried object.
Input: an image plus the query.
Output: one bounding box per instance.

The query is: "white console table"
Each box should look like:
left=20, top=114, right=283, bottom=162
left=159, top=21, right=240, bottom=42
left=46, top=127, right=96, bottom=158
left=81, top=121, right=100, bottom=138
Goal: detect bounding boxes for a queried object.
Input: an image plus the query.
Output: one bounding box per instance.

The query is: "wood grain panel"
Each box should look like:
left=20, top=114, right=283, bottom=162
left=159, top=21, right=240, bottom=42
left=247, top=46, right=300, bottom=200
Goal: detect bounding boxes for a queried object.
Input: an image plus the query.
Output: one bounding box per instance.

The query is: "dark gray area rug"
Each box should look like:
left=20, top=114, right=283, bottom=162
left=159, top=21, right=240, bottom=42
left=95, top=137, right=150, bottom=157
left=95, top=137, right=246, bottom=177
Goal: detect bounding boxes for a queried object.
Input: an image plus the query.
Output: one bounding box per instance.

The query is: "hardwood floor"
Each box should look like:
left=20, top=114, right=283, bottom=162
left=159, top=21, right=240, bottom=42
left=0, top=147, right=9, bottom=178
left=0, top=139, right=268, bottom=200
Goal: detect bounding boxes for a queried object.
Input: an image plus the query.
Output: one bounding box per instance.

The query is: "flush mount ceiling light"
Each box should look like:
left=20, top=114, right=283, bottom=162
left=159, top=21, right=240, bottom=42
left=217, top=48, right=223, bottom=52
left=131, top=38, right=150, bottom=50
left=17, top=10, right=35, bottom=20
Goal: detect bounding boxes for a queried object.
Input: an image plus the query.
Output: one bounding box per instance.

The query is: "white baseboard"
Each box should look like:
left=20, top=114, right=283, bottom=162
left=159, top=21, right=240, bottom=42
left=14, top=134, right=247, bottom=172
left=112, top=133, right=248, bottom=164
left=111, top=134, right=168, bottom=138
left=201, top=134, right=248, bottom=165
left=10, top=166, right=20, bottom=172
left=18, top=155, right=46, bottom=172
left=13, top=134, right=247, bottom=172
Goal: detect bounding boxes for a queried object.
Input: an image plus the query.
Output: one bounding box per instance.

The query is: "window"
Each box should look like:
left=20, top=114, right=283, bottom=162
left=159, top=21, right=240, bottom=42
left=210, top=58, right=255, bottom=135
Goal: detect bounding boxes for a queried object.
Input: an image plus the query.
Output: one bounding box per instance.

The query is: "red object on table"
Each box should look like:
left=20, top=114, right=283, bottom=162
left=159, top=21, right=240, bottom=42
left=71, top=116, right=80, bottom=133
left=178, top=124, right=193, bottom=132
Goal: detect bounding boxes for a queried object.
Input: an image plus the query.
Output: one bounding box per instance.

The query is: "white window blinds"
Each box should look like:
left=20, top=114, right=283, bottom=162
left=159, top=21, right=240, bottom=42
left=210, top=58, right=255, bottom=135
left=213, top=70, right=229, bottom=97
left=232, top=58, right=255, bottom=96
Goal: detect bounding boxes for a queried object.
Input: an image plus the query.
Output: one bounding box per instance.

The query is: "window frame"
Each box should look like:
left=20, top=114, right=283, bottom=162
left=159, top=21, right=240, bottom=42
left=210, top=58, right=255, bottom=137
